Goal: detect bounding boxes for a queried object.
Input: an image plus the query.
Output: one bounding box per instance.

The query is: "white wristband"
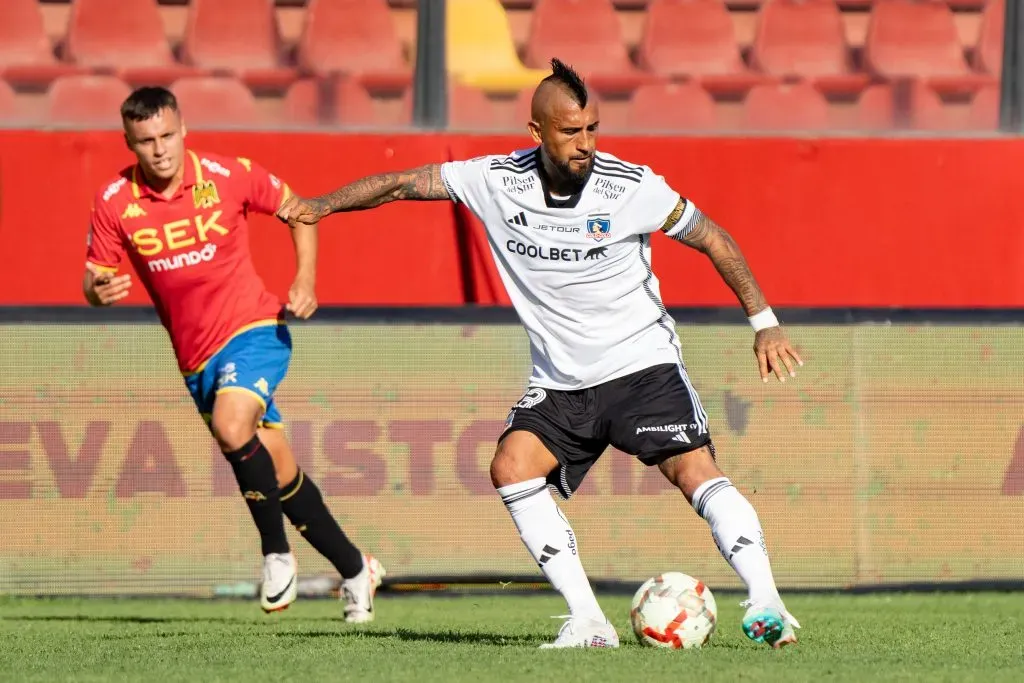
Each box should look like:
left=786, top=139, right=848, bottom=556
left=748, top=307, right=779, bottom=332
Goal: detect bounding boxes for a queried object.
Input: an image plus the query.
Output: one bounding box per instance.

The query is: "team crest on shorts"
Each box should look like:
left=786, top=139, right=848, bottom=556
left=586, top=215, right=612, bottom=241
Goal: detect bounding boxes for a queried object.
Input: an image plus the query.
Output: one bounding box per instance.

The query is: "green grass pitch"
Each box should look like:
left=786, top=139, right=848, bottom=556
left=1, top=593, right=1022, bottom=682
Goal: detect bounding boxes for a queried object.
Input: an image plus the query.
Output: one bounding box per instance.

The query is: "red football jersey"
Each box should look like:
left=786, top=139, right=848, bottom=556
left=86, top=150, right=292, bottom=373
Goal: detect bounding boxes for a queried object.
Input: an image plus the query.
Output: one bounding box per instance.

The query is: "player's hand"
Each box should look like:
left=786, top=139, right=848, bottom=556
left=754, top=326, right=803, bottom=383
left=287, top=275, right=318, bottom=320
left=277, top=195, right=330, bottom=226
left=88, top=268, right=132, bottom=306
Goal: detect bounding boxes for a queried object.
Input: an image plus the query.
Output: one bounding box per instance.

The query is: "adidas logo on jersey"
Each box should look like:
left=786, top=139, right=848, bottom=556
left=121, top=203, right=147, bottom=219
left=506, top=211, right=528, bottom=227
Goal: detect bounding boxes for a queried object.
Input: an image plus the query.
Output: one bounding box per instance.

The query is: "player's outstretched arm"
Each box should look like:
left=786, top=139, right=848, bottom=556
left=277, top=164, right=449, bottom=225
left=666, top=200, right=803, bottom=383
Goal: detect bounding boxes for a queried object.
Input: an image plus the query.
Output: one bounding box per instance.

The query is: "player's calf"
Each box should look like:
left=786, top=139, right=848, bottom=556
left=493, top=432, right=612, bottom=634
left=659, top=447, right=799, bottom=645
left=279, top=469, right=365, bottom=581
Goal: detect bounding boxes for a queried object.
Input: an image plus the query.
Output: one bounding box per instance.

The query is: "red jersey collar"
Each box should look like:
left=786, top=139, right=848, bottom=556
left=130, top=149, right=205, bottom=201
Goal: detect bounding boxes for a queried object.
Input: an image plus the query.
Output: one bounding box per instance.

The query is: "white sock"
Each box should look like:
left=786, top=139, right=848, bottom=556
left=691, top=477, right=781, bottom=606
left=498, top=478, right=606, bottom=622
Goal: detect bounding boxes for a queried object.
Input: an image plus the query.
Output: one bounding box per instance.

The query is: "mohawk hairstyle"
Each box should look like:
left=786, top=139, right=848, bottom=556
left=543, top=58, right=588, bottom=108
left=121, top=86, right=178, bottom=122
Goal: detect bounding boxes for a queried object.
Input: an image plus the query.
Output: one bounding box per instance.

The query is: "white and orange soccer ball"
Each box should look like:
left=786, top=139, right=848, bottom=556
left=630, top=572, right=718, bottom=649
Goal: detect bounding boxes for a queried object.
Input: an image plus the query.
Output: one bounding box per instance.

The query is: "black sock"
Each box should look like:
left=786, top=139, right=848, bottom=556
left=281, top=470, right=364, bottom=579
left=223, top=435, right=290, bottom=556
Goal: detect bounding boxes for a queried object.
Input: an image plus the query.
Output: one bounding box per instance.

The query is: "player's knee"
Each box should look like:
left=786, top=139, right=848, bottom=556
left=490, top=432, right=557, bottom=488
left=211, top=417, right=258, bottom=453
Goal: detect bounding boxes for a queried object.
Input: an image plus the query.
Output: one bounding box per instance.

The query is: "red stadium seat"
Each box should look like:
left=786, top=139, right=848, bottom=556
left=968, top=83, right=1000, bottom=130
left=282, top=79, right=324, bottom=126
left=0, top=80, right=20, bottom=122
left=298, top=0, right=411, bottom=92
left=524, top=0, right=649, bottom=94
left=449, top=83, right=501, bottom=131
left=46, top=75, right=132, bottom=126
left=331, top=77, right=412, bottom=128
left=182, top=0, right=296, bottom=90
left=171, top=77, right=260, bottom=128
left=637, top=0, right=769, bottom=96
left=66, top=0, right=192, bottom=86
left=856, top=82, right=953, bottom=131
left=973, top=0, right=1005, bottom=78
left=750, top=0, right=869, bottom=96
left=743, top=81, right=831, bottom=131
left=627, top=81, right=720, bottom=132
left=0, top=0, right=78, bottom=89
left=864, top=0, right=993, bottom=95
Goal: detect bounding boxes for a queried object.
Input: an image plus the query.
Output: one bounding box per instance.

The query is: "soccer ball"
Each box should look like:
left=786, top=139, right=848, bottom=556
left=630, top=572, right=718, bottom=649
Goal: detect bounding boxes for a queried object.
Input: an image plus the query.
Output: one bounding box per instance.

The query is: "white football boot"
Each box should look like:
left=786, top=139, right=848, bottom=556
left=741, top=599, right=801, bottom=648
left=539, top=616, right=620, bottom=649
left=341, top=554, right=385, bottom=623
left=260, top=552, right=298, bottom=613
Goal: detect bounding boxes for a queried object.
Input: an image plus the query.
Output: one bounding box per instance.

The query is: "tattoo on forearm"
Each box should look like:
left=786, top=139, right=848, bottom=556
left=679, top=215, right=768, bottom=316
left=312, top=164, right=449, bottom=214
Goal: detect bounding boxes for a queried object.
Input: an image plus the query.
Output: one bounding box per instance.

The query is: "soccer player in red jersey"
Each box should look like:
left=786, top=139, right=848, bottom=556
left=83, top=87, right=384, bottom=620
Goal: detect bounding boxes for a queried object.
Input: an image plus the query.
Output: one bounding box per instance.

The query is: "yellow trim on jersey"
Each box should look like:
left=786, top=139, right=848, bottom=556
left=188, top=150, right=204, bottom=184
left=131, top=166, right=141, bottom=199
left=183, top=319, right=284, bottom=376
left=261, top=421, right=285, bottom=430
left=86, top=261, right=118, bottom=274
left=214, top=386, right=268, bottom=412
left=279, top=183, right=293, bottom=209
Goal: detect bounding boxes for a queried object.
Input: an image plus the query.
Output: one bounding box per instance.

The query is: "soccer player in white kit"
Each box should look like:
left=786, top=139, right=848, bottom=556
left=278, top=59, right=804, bottom=649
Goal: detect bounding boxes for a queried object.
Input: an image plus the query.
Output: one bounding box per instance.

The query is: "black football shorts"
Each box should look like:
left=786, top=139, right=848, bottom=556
left=500, top=363, right=714, bottom=499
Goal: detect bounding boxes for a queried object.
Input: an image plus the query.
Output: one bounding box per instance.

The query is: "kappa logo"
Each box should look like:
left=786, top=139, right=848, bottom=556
left=584, top=246, right=607, bottom=260
left=192, top=180, right=221, bottom=210
left=121, top=203, right=147, bottom=219
left=586, top=215, right=612, bottom=241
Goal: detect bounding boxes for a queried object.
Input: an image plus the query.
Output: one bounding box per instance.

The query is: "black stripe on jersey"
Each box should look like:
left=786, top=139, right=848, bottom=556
left=490, top=162, right=538, bottom=175
left=593, top=168, right=642, bottom=184
left=491, top=152, right=538, bottom=168
left=637, top=234, right=683, bottom=359
left=594, top=156, right=643, bottom=178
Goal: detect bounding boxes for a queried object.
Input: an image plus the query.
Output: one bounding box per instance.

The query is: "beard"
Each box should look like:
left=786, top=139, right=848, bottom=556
left=548, top=155, right=593, bottom=194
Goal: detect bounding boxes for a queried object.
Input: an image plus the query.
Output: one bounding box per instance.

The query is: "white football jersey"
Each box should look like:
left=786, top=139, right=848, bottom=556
left=441, top=147, right=703, bottom=391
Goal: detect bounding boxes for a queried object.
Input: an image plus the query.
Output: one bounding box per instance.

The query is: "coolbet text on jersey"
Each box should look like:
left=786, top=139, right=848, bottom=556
left=86, top=150, right=292, bottom=374
left=441, top=148, right=701, bottom=391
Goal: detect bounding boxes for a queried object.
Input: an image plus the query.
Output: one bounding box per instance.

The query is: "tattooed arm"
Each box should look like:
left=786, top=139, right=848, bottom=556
left=661, top=198, right=803, bottom=382
left=277, top=165, right=449, bottom=225
left=661, top=199, right=767, bottom=316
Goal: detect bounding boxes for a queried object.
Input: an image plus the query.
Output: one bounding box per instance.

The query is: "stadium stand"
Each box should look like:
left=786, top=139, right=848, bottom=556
left=0, top=0, right=79, bottom=89
left=170, top=76, right=260, bottom=127
left=181, top=0, right=297, bottom=90
left=298, top=0, right=411, bottom=91
left=446, top=0, right=549, bottom=93
left=750, top=0, right=869, bottom=96
left=46, top=74, right=132, bottom=125
left=66, top=0, right=193, bottom=87
left=0, top=79, right=20, bottom=122
left=637, top=0, right=769, bottom=96
left=0, top=0, right=1002, bottom=131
